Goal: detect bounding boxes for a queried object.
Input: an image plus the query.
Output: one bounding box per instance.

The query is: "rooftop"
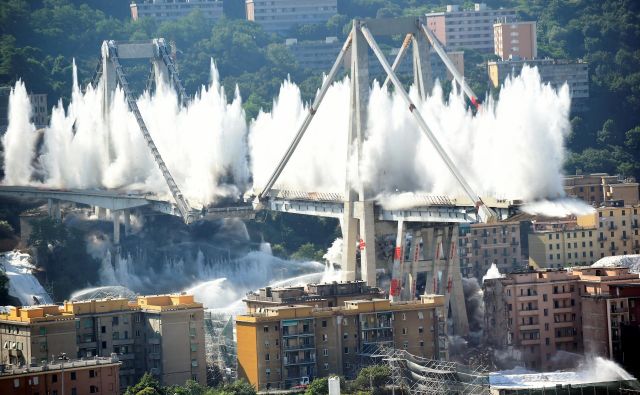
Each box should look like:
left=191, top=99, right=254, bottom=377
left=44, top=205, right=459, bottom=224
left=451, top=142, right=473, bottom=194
left=0, top=356, right=120, bottom=377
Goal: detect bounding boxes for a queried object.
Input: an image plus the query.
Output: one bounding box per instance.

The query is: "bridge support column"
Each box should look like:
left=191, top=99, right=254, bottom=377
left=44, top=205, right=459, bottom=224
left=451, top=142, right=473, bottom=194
left=390, top=219, right=405, bottom=302
left=359, top=201, right=377, bottom=286
left=113, top=210, right=121, bottom=245
left=412, top=31, right=432, bottom=100
left=341, top=204, right=358, bottom=282
left=47, top=199, right=61, bottom=221
left=123, top=210, right=131, bottom=236
left=95, top=206, right=107, bottom=220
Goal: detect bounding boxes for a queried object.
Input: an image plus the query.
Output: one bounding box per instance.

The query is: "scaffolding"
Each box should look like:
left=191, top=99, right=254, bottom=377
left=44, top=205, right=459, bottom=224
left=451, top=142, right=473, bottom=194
left=204, top=311, right=237, bottom=384
left=373, top=347, right=490, bottom=394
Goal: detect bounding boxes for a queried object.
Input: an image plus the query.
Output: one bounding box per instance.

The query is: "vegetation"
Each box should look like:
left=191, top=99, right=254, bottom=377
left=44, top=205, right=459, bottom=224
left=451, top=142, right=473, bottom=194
left=28, top=218, right=100, bottom=301
left=125, top=375, right=256, bottom=395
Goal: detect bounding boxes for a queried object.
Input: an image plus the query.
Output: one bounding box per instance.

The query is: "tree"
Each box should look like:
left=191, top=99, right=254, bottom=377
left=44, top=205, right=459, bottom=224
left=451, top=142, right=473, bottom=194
left=625, top=126, right=640, bottom=151
left=305, top=377, right=328, bottom=395
left=352, top=365, right=391, bottom=395
left=125, top=373, right=165, bottom=395
left=218, top=379, right=256, bottom=395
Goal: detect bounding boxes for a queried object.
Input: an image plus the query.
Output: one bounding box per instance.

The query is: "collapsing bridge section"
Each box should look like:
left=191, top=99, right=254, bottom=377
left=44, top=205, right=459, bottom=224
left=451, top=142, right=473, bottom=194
left=99, top=39, right=198, bottom=223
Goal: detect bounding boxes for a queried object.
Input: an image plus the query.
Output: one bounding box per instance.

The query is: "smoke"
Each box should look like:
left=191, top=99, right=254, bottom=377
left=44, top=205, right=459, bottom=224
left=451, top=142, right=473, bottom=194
left=5, top=65, right=570, bottom=204
left=462, top=277, right=484, bottom=336
left=521, top=197, right=595, bottom=217
left=4, top=61, right=249, bottom=206
left=482, top=263, right=503, bottom=283
left=2, top=81, right=38, bottom=185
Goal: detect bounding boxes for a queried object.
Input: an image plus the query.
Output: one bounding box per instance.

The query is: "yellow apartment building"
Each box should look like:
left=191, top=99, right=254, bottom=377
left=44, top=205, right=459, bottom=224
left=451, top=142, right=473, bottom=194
left=528, top=225, right=598, bottom=269
left=564, top=173, right=639, bottom=206
left=0, top=293, right=206, bottom=391
left=591, top=205, right=640, bottom=258
left=0, top=305, right=76, bottom=366
left=236, top=296, right=445, bottom=391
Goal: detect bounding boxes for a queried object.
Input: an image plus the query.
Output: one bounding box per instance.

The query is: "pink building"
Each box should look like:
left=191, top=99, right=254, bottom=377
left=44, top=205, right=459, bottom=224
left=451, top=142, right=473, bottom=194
left=493, top=20, right=537, bottom=60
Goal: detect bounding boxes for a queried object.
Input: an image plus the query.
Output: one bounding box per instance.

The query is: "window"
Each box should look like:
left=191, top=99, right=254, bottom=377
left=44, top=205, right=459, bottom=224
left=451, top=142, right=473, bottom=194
left=90, top=386, right=98, bottom=393
left=323, top=349, right=328, bottom=356
left=402, top=328, right=407, bottom=335
left=322, top=334, right=328, bottom=342
left=13, top=379, right=19, bottom=388
left=343, top=318, right=348, bottom=326
left=265, top=368, right=270, bottom=377
left=52, top=374, right=58, bottom=383
left=71, top=389, right=77, bottom=395
left=265, top=353, right=270, bottom=361
left=191, top=359, right=198, bottom=367
left=418, top=311, right=424, bottom=319
left=322, top=320, right=327, bottom=327
left=324, top=363, right=329, bottom=370
left=112, top=316, right=119, bottom=326
left=344, top=347, right=349, bottom=354
left=343, top=333, right=348, bottom=339
left=402, top=313, right=407, bottom=320
left=418, top=326, right=424, bottom=334
left=100, top=326, right=106, bottom=334
left=263, top=326, right=269, bottom=333
left=39, top=327, right=46, bottom=336
left=112, top=332, right=119, bottom=340
left=191, top=344, right=198, bottom=352
left=89, top=370, right=96, bottom=378
left=70, top=372, right=77, bottom=380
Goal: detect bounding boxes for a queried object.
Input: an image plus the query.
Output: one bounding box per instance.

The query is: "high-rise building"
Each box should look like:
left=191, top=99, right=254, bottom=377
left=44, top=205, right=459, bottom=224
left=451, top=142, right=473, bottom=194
left=493, top=20, right=537, bottom=60
left=246, top=0, right=337, bottom=35
left=592, top=205, right=640, bottom=258
left=236, top=295, right=446, bottom=390
left=425, top=3, right=516, bottom=53
left=130, top=0, right=224, bottom=23
left=487, top=58, right=589, bottom=112
left=564, top=173, right=639, bottom=206
left=0, top=294, right=206, bottom=392
left=527, top=221, right=598, bottom=269
left=458, top=221, right=524, bottom=279
left=0, top=356, right=121, bottom=395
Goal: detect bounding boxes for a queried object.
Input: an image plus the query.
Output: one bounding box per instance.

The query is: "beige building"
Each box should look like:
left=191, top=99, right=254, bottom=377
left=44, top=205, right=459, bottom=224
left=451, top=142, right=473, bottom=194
left=0, top=294, right=205, bottom=391
left=237, top=296, right=445, bottom=390
left=484, top=270, right=583, bottom=371
left=592, top=205, right=640, bottom=258
left=528, top=224, right=598, bottom=269
left=426, top=3, right=516, bottom=53
left=493, top=20, right=536, bottom=60
left=0, top=305, right=76, bottom=366
left=458, top=221, right=524, bottom=278
left=246, top=0, right=337, bottom=35
left=564, top=173, right=639, bottom=206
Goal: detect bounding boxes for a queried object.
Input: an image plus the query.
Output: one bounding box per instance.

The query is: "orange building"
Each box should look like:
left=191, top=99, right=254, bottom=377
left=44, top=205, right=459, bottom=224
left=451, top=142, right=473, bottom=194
left=0, top=356, right=120, bottom=395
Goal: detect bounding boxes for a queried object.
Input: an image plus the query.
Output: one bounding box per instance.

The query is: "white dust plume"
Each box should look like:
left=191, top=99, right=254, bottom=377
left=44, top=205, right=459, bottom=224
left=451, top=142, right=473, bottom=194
left=3, top=60, right=249, bottom=206
left=482, top=263, right=504, bottom=283
left=521, top=198, right=595, bottom=218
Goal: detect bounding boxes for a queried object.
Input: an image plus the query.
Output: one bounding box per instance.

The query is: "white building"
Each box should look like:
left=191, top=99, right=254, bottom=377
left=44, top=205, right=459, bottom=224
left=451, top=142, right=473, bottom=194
left=246, top=0, right=338, bottom=35
left=130, top=0, right=224, bottom=22
left=426, top=3, right=516, bottom=53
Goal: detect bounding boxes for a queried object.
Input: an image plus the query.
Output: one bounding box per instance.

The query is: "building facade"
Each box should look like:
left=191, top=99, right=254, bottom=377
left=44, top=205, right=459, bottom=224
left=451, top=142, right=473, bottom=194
left=1, top=87, right=48, bottom=131
left=487, top=58, right=589, bottom=112
left=484, top=270, right=582, bottom=371
left=458, top=221, right=524, bottom=279
left=593, top=205, right=640, bottom=258
left=237, top=296, right=445, bottom=390
left=426, top=3, right=516, bottom=53
left=0, top=305, right=76, bottom=366
left=564, top=173, right=639, bottom=206
left=493, top=20, right=537, bottom=60
left=130, top=0, right=223, bottom=22
left=0, top=356, right=120, bottom=395
left=528, top=222, right=598, bottom=269
left=246, top=0, right=337, bottom=35
left=0, top=294, right=205, bottom=391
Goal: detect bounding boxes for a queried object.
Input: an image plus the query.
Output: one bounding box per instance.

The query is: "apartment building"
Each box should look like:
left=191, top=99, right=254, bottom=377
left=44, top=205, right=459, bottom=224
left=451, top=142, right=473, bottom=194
left=487, top=58, right=589, bottom=112
left=0, top=294, right=205, bottom=391
left=0, top=305, right=76, bottom=366
left=493, top=20, right=537, bottom=60
left=593, top=205, right=640, bottom=258
left=528, top=221, right=598, bottom=269
left=246, top=0, right=337, bottom=35
left=244, top=281, right=383, bottom=313
left=564, top=173, right=640, bottom=206
left=237, top=295, right=445, bottom=390
left=484, top=269, right=582, bottom=371
left=458, top=221, right=523, bottom=278
left=130, top=0, right=223, bottom=22
left=0, top=87, right=48, bottom=131
left=426, top=3, right=516, bottom=53
left=575, top=267, right=640, bottom=369
left=0, top=356, right=120, bottom=395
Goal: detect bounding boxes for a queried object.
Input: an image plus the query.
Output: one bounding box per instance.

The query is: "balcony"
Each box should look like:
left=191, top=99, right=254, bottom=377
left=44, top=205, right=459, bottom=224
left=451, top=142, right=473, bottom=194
left=283, top=357, right=316, bottom=366
left=609, top=245, right=619, bottom=252
left=113, top=338, right=134, bottom=346
left=621, top=234, right=629, bottom=241
left=521, top=338, right=541, bottom=346
left=283, top=343, right=314, bottom=351
left=519, top=308, right=539, bottom=315
left=608, top=224, right=618, bottom=231
left=282, top=331, right=315, bottom=338
left=519, top=324, right=539, bottom=331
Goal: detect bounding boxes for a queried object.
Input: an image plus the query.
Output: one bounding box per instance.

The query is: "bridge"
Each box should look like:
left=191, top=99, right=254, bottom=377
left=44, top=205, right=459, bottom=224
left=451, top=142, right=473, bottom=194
left=0, top=17, right=539, bottom=335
